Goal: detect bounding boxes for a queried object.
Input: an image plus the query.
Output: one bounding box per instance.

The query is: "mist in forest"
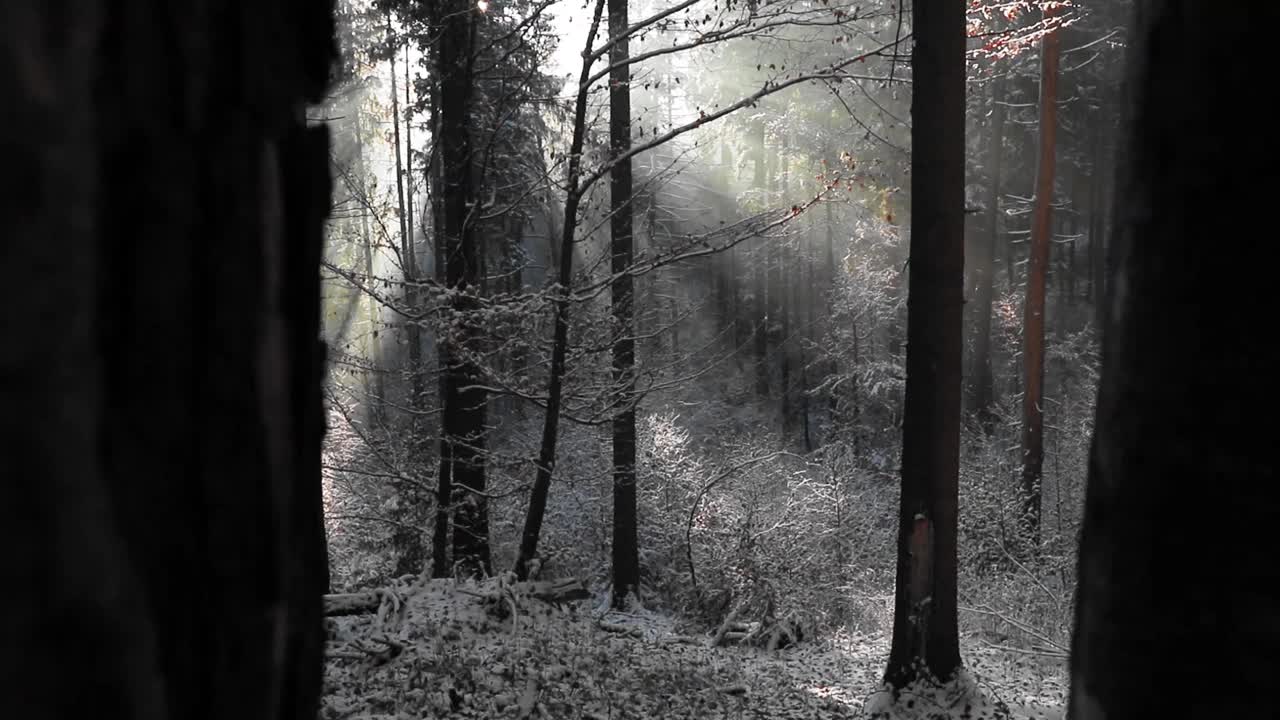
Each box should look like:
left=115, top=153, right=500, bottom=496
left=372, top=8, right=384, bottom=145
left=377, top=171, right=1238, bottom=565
left=307, top=2, right=1130, bottom=714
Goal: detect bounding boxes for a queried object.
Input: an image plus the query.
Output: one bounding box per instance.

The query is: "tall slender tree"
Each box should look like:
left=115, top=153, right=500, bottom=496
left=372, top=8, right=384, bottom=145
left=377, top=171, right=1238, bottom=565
left=427, top=0, right=453, bottom=578
left=387, top=13, right=426, bottom=576
left=751, top=120, right=771, bottom=397
left=514, top=0, right=608, bottom=581
left=1069, top=3, right=1279, bottom=716
left=608, top=0, right=641, bottom=607
left=883, top=0, right=965, bottom=689
left=968, top=72, right=1006, bottom=430
left=436, top=0, right=490, bottom=578
left=1019, top=6, right=1062, bottom=546
left=354, top=109, right=387, bottom=426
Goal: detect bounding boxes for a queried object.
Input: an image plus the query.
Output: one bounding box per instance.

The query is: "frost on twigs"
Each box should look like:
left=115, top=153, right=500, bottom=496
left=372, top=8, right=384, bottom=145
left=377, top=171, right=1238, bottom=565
left=864, top=668, right=1013, bottom=720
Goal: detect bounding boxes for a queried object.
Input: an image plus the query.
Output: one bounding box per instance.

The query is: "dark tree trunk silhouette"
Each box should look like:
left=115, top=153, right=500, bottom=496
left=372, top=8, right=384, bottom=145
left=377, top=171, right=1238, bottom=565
left=968, top=73, right=1005, bottom=430
left=436, top=0, right=490, bottom=578
left=608, top=0, right=640, bottom=608
left=1019, top=10, right=1060, bottom=548
left=1, top=1, right=334, bottom=716
left=426, top=7, right=452, bottom=577
left=514, top=0, right=607, bottom=581
left=883, top=0, right=965, bottom=689
left=1069, top=4, right=1279, bottom=716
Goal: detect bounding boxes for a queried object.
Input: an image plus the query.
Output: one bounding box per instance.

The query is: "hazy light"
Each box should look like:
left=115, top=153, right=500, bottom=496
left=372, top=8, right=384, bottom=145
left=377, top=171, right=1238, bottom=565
left=477, top=0, right=489, bottom=12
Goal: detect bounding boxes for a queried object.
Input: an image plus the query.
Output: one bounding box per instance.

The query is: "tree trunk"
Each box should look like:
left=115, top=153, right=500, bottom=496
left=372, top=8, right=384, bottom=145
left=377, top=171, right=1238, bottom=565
left=883, top=0, right=964, bottom=689
left=607, top=0, right=640, bottom=609
left=437, top=0, right=490, bottom=579
left=777, top=142, right=793, bottom=435
left=1069, top=4, right=1279, bottom=716
left=825, top=188, right=840, bottom=434
left=801, top=249, right=814, bottom=452
left=404, top=44, right=416, bottom=262
left=752, top=120, right=770, bottom=396
left=968, top=73, right=1005, bottom=430
left=0, top=1, right=334, bottom=717
left=1087, top=105, right=1107, bottom=321
left=427, top=14, right=452, bottom=578
left=1019, top=9, right=1061, bottom=549
left=1065, top=168, right=1079, bottom=305
left=388, top=15, right=422, bottom=410
left=513, top=0, right=607, bottom=581
left=355, top=110, right=386, bottom=426
left=387, top=15, right=425, bottom=578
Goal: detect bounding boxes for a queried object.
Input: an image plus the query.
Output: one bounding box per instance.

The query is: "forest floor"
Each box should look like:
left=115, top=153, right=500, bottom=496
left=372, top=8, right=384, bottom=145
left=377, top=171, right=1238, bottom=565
left=320, top=578, right=1068, bottom=720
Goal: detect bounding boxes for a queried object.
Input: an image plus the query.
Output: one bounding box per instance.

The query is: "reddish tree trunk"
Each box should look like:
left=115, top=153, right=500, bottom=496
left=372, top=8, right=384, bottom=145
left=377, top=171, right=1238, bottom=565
left=1019, top=10, right=1061, bottom=547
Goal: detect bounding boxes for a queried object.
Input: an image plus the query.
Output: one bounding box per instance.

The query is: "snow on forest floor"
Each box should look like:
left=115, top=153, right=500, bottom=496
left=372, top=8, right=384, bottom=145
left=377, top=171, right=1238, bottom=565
left=320, top=578, right=1067, bottom=720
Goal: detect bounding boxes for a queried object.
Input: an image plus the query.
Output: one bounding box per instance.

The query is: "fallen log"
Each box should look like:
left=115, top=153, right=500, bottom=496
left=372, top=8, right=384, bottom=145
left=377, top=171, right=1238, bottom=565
left=460, top=578, right=590, bottom=606
left=597, top=619, right=643, bottom=637
left=711, top=602, right=745, bottom=647
left=323, top=591, right=381, bottom=617
left=658, top=634, right=703, bottom=646
left=528, top=578, right=590, bottom=604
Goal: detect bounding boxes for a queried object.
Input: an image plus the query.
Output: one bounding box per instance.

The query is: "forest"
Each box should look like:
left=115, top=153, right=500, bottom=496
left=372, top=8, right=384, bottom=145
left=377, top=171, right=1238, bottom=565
left=3, top=1, right=1276, bottom=719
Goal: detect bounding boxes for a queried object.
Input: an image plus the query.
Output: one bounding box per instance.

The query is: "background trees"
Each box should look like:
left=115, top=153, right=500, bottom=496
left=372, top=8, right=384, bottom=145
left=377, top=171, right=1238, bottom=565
left=315, top=3, right=1129, bottom=657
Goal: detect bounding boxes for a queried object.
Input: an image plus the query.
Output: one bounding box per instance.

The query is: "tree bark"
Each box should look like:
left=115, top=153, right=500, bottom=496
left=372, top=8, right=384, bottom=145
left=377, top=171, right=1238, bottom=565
left=608, top=0, right=640, bottom=609
left=883, top=0, right=965, bottom=689
left=1087, top=104, right=1107, bottom=323
left=1069, top=4, right=1279, bottom=717
left=426, top=5, right=452, bottom=578
left=1019, top=10, right=1061, bottom=548
left=436, top=0, right=490, bottom=579
left=1, top=1, right=334, bottom=717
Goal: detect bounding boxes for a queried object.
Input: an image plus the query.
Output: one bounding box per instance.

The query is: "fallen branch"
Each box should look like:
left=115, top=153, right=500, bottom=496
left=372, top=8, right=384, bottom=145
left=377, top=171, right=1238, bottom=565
left=959, top=602, right=1068, bottom=654
left=659, top=634, right=703, bottom=646
left=597, top=619, right=643, bottom=637
left=323, top=587, right=406, bottom=624
left=463, top=578, right=590, bottom=606
left=711, top=602, right=746, bottom=648
left=978, top=638, right=1069, bottom=659
left=323, top=591, right=381, bottom=617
